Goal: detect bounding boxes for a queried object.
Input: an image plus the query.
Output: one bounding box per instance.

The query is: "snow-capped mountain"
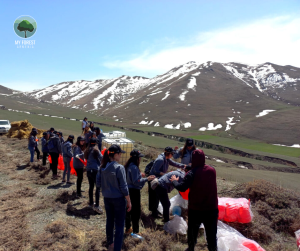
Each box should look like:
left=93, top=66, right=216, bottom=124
left=20, top=61, right=300, bottom=145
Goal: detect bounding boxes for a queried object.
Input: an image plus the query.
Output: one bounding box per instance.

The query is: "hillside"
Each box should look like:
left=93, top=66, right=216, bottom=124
left=20, top=61, right=300, bottom=145
left=0, top=85, right=20, bottom=95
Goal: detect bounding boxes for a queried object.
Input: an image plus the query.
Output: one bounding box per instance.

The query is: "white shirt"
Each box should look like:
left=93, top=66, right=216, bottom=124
left=82, top=120, right=87, bottom=128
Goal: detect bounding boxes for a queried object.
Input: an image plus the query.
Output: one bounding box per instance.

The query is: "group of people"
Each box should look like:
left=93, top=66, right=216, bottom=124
left=27, top=119, right=218, bottom=251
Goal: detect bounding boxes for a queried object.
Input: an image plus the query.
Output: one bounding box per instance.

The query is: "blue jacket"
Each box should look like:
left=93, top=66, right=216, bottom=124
left=158, top=170, right=185, bottom=193
left=41, top=138, right=49, bottom=153
left=28, top=136, right=37, bottom=148
left=97, top=133, right=105, bottom=148
left=48, top=135, right=62, bottom=154
left=86, top=149, right=102, bottom=171
left=85, top=131, right=93, bottom=144
left=126, top=162, right=148, bottom=190
left=173, top=147, right=194, bottom=165
left=96, top=161, right=129, bottom=198
left=73, top=146, right=85, bottom=169
left=62, top=141, right=73, bottom=160
left=150, top=153, right=185, bottom=177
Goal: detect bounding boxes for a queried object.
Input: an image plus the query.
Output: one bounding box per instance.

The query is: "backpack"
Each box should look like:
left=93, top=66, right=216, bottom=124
left=47, top=138, right=55, bottom=150
left=144, top=160, right=154, bottom=176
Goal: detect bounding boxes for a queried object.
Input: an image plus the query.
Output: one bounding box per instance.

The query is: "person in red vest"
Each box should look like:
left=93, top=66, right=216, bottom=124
left=170, top=149, right=218, bottom=251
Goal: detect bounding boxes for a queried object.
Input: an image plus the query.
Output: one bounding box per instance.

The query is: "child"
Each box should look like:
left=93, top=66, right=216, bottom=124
left=41, top=132, right=49, bottom=166
left=125, top=149, right=155, bottom=234
left=62, top=135, right=75, bottom=184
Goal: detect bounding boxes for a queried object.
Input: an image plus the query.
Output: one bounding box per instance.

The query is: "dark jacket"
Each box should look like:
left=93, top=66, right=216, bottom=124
left=86, top=149, right=102, bottom=171
left=97, top=133, right=105, bottom=149
left=84, top=131, right=93, bottom=145
left=96, top=161, right=129, bottom=198
left=172, top=149, right=218, bottom=211
left=73, top=146, right=85, bottom=169
left=41, top=138, right=49, bottom=153
left=126, top=162, right=148, bottom=190
left=62, top=141, right=73, bottom=160
left=150, top=153, right=185, bottom=177
left=48, top=135, right=62, bottom=154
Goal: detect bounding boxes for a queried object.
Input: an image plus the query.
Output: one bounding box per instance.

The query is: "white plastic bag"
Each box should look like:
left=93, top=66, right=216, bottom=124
left=163, top=215, right=188, bottom=235
left=158, top=194, right=188, bottom=214
left=217, top=221, right=265, bottom=251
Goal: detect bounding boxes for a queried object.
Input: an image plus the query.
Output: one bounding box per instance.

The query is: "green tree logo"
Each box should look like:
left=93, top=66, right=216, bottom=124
left=14, top=15, right=37, bottom=39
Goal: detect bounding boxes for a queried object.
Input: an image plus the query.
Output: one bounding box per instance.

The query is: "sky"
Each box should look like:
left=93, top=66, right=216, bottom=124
left=1, top=0, right=300, bottom=91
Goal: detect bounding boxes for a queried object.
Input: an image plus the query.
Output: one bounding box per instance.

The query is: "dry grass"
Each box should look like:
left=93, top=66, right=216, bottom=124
left=0, top=135, right=298, bottom=251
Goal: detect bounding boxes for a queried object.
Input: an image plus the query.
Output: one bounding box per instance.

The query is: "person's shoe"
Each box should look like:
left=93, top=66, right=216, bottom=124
left=81, top=190, right=85, bottom=193
left=108, top=243, right=114, bottom=251
left=66, top=181, right=74, bottom=184
left=93, top=206, right=103, bottom=214
left=62, top=180, right=66, bottom=183
left=162, top=215, right=174, bottom=223
left=151, top=213, right=162, bottom=218
left=125, top=228, right=133, bottom=235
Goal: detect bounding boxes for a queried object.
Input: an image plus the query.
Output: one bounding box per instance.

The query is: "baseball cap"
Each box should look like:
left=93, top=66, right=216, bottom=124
left=50, top=127, right=55, bottom=131
left=42, top=132, right=48, bottom=136
left=32, top=128, right=37, bottom=131
left=164, top=146, right=175, bottom=154
left=186, top=138, right=194, bottom=147
left=130, top=149, right=145, bottom=158
left=68, top=135, right=74, bottom=140
left=108, top=144, right=126, bottom=154
left=90, top=138, right=97, bottom=145
left=77, top=136, right=85, bottom=141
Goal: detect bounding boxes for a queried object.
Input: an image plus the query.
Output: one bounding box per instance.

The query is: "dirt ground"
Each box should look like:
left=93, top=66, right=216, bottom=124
left=0, top=135, right=298, bottom=251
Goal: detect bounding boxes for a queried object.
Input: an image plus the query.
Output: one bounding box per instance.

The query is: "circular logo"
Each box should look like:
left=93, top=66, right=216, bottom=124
left=14, top=15, right=37, bottom=39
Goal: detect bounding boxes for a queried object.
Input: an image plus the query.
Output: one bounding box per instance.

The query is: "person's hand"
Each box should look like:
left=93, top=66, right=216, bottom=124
left=75, top=155, right=80, bottom=159
left=189, top=163, right=192, bottom=166
left=174, top=146, right=179, bottom=150
left=141, top=172, right=146, bottom=178
left=147, top=175, right=155, bottom=181
left=169, top=175, right=179, bottom=182
left=127, top=200, right=132, bottom=212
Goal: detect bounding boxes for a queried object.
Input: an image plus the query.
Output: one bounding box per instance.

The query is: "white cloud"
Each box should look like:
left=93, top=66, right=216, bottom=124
left=103, top=16, right=300, bottom=74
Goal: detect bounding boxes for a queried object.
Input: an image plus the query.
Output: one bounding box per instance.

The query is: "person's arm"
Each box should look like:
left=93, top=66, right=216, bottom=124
left=116, top=166, right=129, bottom=197
left=96, top=169, right=101, bottom=188
left=67, top=144, right=73, bottom=158
left=152, top=158, right=164, bottom=176
left=98, top=152, right=103, bottom=163
left=168, top=158, right=186, bottom=169
left=125, top=195, right=132, bottom=212
left=172, top=147, right=181, bottom=160
left=170, top=170, right=195, bottom=192
left=131, top=166, right=148, bottom=187
left=29, top=136, right=35, bottom=147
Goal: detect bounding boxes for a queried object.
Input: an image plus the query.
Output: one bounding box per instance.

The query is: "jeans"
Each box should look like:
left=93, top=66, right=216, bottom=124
left=125, top=188, right=141, bottom=233
left=28, top=146, right=35, bottom=162
left=187, top=209, right=219, bottom=251
left=104, top=197, right=126, bottom=251
left=87, top=170, right=100, bottom=206
left=155, top=185, right=170, bottom=221
left=63, top=158, right=71, bottom=181
left=148, top=181, right=159, bottom=215
left=49, top=152, right=59, bottom=175
left=42, top=152, right=48, bottom=165
left=75, top=168, right=83, bottom=195
left=35, top=147, right=40, bottom=160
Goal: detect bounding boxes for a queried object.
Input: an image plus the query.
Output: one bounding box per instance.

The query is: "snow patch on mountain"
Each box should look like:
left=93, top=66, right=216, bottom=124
left=256, top=110, right=276, bottom=117
left=162, top=91, right=170, bottom=101
left=225, top=117, right=235, bottom=131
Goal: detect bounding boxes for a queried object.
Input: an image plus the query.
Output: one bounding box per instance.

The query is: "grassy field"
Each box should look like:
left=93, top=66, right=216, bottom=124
left=191, top=134, right=300, bottom=158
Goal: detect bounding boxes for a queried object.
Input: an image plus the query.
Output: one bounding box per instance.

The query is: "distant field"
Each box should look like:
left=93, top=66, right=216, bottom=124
left=210, top=160, right=300, bottom=191
left=191, top=135, right=300, bottom=158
